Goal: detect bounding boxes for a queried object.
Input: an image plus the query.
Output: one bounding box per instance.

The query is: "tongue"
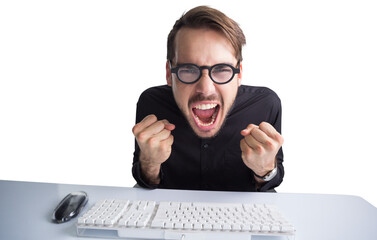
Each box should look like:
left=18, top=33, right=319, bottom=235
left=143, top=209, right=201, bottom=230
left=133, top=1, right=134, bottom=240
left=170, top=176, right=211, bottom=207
left=193, top=108, right=216, bottom=123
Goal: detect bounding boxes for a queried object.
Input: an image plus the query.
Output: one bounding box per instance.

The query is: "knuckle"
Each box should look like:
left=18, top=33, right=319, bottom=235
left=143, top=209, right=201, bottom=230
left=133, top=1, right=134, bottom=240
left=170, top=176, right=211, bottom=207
left=132, top=124, right=138, bottom=135
left=255, top=145, right=264, bottom=155
left=169, top=134, right=174, bottom=144
left=240, top=139, right=245, bottom=147
left=265, top=140, right=275, bottom=151
left=244, top=146, right=252, bottom=155
left=161, top=119, right=170, bottom=125
left=250, top=128, right=261, bottom=137
left=157, top=120, right=166, bottom=129
left=277, top=135, right=284, bottom=145
left=157, top=143, right=166, bottom=152
left=147, top=136, right=158, bottom=147
left=240, top=140, right=249, bottom=152
left=146, top=114, right=157, bottom=122
left=138, top=131, right=150, bottom=142
left=243, top=146, right=254, bottom=159
left=259, top=121, right=268, bottom=128
left=152, top=120, right=164, bottom=131
left=250, top=126, right=258, bottom=133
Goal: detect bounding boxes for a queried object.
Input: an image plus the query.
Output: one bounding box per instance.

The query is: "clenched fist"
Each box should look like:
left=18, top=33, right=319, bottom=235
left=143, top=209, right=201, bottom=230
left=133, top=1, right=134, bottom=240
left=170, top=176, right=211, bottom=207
left=132, top=114, right=175, bottom=184
left=240, top=122, right=284, bottom=182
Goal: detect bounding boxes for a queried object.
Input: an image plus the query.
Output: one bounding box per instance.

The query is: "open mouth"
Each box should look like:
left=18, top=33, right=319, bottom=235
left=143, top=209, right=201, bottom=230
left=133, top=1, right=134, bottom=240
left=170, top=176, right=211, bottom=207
left=191, top=103, right=220, bottom=129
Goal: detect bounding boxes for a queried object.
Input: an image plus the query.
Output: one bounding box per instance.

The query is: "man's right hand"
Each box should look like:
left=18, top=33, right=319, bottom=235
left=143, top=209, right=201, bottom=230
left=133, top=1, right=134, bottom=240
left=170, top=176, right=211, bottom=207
left=132, top=114, right=175, bottom=185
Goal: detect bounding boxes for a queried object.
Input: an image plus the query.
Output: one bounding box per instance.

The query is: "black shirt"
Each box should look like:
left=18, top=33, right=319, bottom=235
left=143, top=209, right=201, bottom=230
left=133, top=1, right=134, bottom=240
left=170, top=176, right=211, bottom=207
left=132, top=85, right=284, bottom=192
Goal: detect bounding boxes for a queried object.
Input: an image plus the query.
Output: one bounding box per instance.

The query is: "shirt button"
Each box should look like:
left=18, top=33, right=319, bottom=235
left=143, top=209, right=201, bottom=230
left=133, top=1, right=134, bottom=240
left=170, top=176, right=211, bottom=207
left=203, top=143, right=209, bottom=149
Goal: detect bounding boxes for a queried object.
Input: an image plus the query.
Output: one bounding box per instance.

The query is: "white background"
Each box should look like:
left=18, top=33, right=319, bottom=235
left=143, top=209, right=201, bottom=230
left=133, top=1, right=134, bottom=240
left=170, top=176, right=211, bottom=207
left=1, top=0, right=376, bottom=207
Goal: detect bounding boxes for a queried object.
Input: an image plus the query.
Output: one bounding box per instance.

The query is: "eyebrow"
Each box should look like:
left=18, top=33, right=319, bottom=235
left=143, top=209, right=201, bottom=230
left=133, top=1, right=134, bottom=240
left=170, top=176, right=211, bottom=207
left=175, top=62, right=237, bottom=67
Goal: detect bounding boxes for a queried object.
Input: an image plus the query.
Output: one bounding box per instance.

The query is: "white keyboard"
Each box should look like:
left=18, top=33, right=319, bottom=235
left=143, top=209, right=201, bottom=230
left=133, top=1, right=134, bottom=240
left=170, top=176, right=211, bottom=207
left=76, top=199, right=295, bottom=240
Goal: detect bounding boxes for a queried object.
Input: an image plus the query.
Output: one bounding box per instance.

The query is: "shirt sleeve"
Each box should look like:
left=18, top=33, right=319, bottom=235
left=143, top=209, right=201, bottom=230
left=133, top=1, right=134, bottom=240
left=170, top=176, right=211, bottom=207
left=257, top=91, right=284, bottom=192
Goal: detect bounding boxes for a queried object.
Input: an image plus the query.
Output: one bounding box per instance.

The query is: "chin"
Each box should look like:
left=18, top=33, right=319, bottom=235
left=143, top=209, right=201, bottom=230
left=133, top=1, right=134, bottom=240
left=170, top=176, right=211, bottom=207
left=195, top=130, right=218, bottom=139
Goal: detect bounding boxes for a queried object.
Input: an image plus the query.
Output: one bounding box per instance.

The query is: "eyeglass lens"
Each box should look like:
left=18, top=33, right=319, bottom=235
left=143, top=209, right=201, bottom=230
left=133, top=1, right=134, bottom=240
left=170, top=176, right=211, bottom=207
left=177, top=65, right=200, bottom=83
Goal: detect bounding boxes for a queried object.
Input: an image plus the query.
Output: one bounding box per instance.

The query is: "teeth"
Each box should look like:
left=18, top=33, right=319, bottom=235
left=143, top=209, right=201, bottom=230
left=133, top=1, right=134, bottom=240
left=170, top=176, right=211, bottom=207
left=194, top=103, right=217, bottom=110
left=193, top=107, right=219, bottom=127
left=194, top=115, right=216, bottom=127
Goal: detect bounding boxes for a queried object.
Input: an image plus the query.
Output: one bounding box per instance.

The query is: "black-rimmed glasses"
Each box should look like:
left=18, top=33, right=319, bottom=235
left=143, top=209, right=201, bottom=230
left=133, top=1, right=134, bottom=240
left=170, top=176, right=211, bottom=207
left=170, top=63, right=240, bottom=84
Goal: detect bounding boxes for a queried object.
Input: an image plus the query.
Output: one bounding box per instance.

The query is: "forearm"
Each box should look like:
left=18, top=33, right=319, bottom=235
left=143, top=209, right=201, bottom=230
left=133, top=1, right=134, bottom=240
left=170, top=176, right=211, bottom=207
left=256, top=154, right=284, bottom=192
left=139, top=152, right=162, bottom=185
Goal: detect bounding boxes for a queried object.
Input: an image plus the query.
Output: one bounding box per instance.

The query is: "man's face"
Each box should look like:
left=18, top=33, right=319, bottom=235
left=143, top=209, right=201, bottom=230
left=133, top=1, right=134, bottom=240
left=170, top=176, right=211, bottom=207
left=166, top=27, right=242, bottom=138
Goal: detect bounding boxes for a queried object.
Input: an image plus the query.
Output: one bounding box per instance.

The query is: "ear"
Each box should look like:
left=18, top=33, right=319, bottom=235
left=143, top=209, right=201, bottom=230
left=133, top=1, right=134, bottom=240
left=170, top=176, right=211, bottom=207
left=237, top=62, right=243, bottom=86
left=166, top=60, right=172, bottom=86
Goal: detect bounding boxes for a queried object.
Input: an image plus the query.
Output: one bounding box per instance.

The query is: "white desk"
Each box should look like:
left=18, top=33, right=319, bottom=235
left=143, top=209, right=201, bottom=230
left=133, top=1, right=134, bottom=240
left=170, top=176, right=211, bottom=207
left=0, top=180, right=376, bottom=240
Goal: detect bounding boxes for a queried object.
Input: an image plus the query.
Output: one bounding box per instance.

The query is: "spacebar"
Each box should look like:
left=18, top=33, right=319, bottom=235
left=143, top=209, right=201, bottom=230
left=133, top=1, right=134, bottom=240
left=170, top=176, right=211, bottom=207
left=164, top=230, right=251, bottom=240
left=117, top=228, right=164, bottom=239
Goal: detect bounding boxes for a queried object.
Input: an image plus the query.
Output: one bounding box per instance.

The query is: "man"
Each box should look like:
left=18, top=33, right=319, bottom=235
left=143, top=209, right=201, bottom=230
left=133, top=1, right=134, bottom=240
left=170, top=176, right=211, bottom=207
left=132, top=6, right=284, bottom=192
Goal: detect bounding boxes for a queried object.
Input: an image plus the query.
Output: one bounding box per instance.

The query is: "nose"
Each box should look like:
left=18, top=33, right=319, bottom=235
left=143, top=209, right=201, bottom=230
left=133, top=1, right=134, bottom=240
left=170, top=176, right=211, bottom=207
left=195, top=69, right=216, bottom=95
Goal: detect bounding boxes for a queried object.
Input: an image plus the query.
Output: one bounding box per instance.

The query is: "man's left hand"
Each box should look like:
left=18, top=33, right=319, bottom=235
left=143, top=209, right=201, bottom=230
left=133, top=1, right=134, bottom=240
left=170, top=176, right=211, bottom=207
left=240, top=122, right=284, bottom=178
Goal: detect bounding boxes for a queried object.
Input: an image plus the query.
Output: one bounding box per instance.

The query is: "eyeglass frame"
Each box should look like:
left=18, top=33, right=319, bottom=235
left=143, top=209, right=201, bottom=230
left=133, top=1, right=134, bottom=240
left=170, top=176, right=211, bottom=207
left=170, top=62, right=241, bottom=85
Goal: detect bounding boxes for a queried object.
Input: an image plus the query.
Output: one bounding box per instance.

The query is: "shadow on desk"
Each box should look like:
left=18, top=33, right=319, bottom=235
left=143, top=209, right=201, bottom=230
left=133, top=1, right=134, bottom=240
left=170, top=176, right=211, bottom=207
left=133, top=183, right=276, bottom=192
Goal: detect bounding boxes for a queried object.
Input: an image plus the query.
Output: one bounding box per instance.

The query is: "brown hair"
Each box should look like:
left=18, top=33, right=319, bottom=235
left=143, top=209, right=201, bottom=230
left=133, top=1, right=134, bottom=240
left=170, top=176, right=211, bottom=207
left=167, top=6, right=246, bottom=64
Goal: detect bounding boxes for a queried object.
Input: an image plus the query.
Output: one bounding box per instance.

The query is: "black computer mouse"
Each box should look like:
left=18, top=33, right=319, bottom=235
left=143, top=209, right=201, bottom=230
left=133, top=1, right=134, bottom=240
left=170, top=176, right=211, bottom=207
left=52, top=191, right=88, bottom=223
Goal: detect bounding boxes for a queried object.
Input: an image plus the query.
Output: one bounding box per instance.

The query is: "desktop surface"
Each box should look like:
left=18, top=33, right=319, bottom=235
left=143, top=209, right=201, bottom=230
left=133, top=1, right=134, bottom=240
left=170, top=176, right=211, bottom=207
left=0, top=180, right=376, bottom=240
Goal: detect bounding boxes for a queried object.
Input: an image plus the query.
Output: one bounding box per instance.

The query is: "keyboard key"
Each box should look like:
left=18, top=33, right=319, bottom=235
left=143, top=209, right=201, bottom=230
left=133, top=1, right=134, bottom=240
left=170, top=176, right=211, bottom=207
left=251, top=224, right=261, bottom=232
left=126, top=219, right=137, bottom=227
left=77, top=217, right=86, bottom=224
left=151, top=220, right=164, bottom=228
left=104, top=218, right=116, bottom=226
left=94, top=218, right=104, bottom=225
left=281, top=224, right=295, bottom=233
left=269, top=225, right=278, bottom=232
left=203, top=223, right=212, bottom=230
left=232, top=223, right=242, bottom=231
left=174, top=222, right=183, bottom=229
left=212, top=223, right=222, bottom=230
left=193, top=222, right=203, bottom=230
left=164, top=222, right=174, bottom=229
left=222, top=223, right=231, bottom=230
left=241, top=224, right=251, bottom=231
left=86, top=217, right=95, bottom=224
left=183, top=223, right=193, bottom=230
left=261, top=224, right=270, bottom=232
